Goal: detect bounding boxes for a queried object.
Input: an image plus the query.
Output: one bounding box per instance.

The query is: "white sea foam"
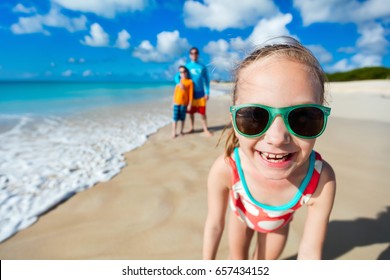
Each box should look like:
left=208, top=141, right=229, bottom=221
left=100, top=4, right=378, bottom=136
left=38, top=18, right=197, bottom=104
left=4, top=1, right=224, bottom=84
left=0, top=102, right=171, bottom=242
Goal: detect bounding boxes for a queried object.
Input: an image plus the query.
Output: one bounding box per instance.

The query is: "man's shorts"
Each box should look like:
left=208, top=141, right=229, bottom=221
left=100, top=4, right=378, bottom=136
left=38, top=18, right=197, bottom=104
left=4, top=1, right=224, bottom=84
left=187, top=97, right=206, bottom=115
left=173, top=104, right=187, bottom=121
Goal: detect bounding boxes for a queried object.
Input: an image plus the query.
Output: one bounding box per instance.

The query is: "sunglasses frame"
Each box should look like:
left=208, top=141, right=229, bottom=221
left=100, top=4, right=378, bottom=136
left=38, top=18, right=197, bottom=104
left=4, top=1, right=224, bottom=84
left=230, top=103, right=331, bottom=139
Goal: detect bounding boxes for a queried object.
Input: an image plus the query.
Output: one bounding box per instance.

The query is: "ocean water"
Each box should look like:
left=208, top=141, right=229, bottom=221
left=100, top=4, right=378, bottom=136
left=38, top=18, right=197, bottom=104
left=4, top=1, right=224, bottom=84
left=0, top=81, right=175, bottom=242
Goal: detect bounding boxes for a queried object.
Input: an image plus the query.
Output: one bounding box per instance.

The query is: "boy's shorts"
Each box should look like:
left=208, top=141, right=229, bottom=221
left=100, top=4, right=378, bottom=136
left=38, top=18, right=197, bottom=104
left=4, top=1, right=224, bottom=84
left=187, top=97, right=206, bottom=115
left=173, top=104, right=187, bottom=121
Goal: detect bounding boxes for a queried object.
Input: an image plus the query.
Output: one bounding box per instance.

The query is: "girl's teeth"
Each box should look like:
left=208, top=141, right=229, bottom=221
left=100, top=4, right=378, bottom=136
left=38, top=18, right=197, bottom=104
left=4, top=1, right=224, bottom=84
left=260, top=152, right=289, bottom=161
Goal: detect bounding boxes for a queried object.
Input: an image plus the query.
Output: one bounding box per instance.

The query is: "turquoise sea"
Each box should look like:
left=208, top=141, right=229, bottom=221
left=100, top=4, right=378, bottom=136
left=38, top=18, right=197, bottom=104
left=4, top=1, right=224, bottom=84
left=0, top=81, right=175, bottom=242
left=0, top=81, right=174, bottom=115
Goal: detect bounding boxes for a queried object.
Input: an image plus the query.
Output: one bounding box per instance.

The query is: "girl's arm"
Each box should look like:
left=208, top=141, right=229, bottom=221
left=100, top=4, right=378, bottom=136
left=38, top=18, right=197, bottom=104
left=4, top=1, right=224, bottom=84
left=203, top=154, right=231, bottom=260
left=297, top=160, right=336, bottom=259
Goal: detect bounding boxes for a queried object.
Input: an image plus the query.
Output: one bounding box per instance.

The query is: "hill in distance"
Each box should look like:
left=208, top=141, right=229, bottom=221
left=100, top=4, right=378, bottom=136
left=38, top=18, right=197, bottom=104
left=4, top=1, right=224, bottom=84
left=326, top=66, right=390, bottom=82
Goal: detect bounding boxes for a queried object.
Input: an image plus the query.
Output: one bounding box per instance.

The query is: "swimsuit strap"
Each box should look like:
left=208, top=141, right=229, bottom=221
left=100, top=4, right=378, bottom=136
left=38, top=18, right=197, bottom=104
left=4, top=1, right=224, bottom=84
left=227, top=156, right=240, bottom=185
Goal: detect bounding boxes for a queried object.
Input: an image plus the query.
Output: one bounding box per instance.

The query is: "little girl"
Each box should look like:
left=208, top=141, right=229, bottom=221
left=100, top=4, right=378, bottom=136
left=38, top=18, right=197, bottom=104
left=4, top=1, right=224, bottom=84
left=172, top=65, right=193, bottom=138
left=203, top=36, right=336, bottom=260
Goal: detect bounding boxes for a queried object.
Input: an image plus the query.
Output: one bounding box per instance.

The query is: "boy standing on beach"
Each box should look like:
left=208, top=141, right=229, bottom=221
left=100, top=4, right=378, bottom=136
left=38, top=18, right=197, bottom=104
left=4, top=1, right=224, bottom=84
left=175, top=47, right=212, bottom=136
left=172, top=66, right=193, bottom=138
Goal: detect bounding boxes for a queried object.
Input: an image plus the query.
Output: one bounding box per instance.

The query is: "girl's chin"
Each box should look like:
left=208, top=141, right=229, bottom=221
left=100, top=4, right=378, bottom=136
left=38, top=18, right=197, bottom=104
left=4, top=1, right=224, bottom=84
left=257, top=169, right=293, bottom=180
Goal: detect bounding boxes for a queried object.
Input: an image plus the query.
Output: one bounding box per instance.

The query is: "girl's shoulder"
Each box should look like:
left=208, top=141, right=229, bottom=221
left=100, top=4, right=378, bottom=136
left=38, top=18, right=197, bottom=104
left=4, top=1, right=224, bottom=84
left=210, top=153, right=233, bottom=175
left=208, top=153, right=234, bottom=190
left=309, top=158, right=336, bottom=206
left=319, top=159, right=336, bottom=184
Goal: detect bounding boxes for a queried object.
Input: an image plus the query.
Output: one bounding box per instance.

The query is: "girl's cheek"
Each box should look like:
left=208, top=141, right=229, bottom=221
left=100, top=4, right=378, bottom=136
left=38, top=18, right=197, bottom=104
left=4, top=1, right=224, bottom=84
left=237, top=135, right=258, bottom=148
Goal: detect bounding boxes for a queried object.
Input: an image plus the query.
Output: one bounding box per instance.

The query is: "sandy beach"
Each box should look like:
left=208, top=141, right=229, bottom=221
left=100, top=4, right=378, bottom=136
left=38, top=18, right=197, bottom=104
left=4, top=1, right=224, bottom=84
left=0, top=80, right=389, bottom=260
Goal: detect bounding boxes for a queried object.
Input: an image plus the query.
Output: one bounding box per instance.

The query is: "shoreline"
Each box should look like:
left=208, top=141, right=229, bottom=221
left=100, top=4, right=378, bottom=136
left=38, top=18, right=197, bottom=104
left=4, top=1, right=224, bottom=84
left=0, top=80, right=389, bottom=259
left=0, top=92, right=173, bottom=243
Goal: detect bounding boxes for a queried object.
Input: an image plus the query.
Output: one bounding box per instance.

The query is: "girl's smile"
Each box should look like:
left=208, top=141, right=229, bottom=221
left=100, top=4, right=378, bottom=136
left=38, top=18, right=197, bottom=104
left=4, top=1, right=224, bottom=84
left=258, top=150, right=295, bottom=168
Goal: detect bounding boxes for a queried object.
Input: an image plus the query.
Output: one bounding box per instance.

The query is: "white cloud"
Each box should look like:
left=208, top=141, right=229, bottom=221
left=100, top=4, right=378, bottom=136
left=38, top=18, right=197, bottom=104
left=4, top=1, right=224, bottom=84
left=44, top=8, right=87, bottom=32
left=327, top=49, right=384, bottom=74
left=68, top=57, right=86, bottom=63
left=13, top=4, right=37, bottom=14
left=133, top=30, right=190, bottom=62
left=82, top=70, right=93, bottom=77
left=229, top=37, right=248, bottom=52
left=356, top=22, right=388, bottom=55
left=307, top=45, right=333, bottom=64
left=246, top=13, right=293, bottom=46
left=294, top=0, right=389, bottom=72
left=184, top=0, right=278, bottom=31
left=326, top=54, right=381, bottom=73
left=222, top=13, right=294, bottom=52
left=204, top=39, right=240, bottom=74
left=347, top=23, right=387, bottom=68
left=327, top=59, right=354, bottom=73
left=81, top=23, right=110, bottom=47
left=115, top=29, right=131, bottom=49
left=10, top=7, right=87, bottom=35
left=204, top=39, right=229, bottom=55
left=338, top=47, right=356, bottom=54
left=164, top=58, right=187, bottom=79
left=351, top=53, right=382, bottom=67
left=293, top=0, right=390, bottom=25
left=52, top=0, right=150, bottom=18
left=202, top=14, right=295, bottom=80
left=62, top=69, right=73, bottom=76
left=206, top=43, right=240, bottom=80
left=11, top=16, right=47, bottom=34
left=327, top=21, right=388, bottom=72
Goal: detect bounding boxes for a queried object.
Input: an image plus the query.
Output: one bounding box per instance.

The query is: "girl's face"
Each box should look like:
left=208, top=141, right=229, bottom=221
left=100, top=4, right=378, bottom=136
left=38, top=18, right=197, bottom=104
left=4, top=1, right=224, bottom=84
left=179, top=68, right=188, bottom=78
left=234, top=56, right=323, bottom=180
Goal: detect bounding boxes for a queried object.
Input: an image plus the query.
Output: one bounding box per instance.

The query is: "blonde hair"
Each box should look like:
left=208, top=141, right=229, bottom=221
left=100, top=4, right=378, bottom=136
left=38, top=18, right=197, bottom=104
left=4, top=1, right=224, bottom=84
left=224, top=36, right=327, bottom=157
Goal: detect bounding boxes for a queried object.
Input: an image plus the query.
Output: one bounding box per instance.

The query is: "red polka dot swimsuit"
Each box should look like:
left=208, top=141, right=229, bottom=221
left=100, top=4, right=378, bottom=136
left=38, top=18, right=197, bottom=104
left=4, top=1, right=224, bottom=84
left=229, top=148, right=323, bottom=233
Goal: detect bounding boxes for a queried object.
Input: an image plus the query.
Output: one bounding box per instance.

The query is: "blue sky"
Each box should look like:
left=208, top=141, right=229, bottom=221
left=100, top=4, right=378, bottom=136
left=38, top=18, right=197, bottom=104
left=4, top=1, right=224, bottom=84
left=0, top=0, right=389, bottom=82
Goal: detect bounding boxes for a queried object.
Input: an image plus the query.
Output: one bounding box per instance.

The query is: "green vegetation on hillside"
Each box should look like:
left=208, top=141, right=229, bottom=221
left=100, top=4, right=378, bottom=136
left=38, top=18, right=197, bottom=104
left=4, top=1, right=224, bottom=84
left=326, top=67, right=390, bottom=81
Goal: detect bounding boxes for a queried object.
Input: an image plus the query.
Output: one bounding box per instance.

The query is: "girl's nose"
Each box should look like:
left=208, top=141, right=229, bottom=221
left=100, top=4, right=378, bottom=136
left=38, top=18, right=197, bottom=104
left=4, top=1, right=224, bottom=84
left=263, top=116, right=291, bottom=146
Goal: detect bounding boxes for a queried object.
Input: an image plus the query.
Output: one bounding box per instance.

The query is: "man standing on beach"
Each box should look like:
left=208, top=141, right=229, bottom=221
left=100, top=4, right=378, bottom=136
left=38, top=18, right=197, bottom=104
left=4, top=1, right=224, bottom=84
left=175, top=47, right=212, bottom=136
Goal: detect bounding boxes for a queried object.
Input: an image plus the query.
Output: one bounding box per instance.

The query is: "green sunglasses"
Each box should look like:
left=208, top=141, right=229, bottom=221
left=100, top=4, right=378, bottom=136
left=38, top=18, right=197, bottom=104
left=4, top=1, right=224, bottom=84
left=230, top=104, right=331, bottom=139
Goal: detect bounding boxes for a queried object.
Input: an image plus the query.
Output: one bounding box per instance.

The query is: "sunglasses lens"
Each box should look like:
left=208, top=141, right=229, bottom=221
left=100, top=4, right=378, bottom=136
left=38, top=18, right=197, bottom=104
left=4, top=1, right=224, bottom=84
left=288, top=107, right=325, bottom=137
left=235, top=107, right=269, bottom=136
